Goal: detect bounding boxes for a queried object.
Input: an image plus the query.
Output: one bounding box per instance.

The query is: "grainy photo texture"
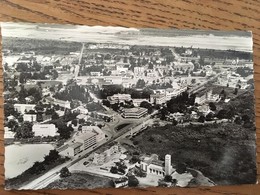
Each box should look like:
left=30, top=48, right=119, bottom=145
left=1, top=23, right=257, bottom=190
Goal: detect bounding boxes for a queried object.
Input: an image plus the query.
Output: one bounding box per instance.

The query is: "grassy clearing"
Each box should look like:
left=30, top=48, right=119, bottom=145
left=45, top=172, right=113, bottom=189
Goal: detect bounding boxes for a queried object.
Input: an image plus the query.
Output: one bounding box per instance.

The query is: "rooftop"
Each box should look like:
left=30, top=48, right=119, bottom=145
left=69, top=142, right=83, bottom=149
left=122, top=107, right=147, bottom=113
left=76, top=131, right=96, bottom=140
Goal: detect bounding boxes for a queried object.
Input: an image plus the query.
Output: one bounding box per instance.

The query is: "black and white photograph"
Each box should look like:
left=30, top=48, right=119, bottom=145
left=1, top=22, right=257, bottom=190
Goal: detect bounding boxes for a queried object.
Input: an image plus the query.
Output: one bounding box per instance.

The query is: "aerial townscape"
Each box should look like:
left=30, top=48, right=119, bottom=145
left=2, top=24, right=257, bottom=189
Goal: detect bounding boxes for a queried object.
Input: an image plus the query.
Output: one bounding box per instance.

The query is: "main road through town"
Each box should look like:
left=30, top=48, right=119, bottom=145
left=20, top=110, right=158, bottom=190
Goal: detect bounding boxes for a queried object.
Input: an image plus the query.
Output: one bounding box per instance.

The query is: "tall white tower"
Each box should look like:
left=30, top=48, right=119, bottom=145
left=165, top=154, right=172, bottom=176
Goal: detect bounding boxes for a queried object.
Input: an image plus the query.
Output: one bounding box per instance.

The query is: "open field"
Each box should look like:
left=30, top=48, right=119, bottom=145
left=45, top=172, right=113, bottom=189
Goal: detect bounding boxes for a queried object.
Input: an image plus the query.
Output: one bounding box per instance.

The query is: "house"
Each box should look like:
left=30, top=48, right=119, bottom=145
left=4, top=127, right=15, bottom=139
left=23, top=114, right=37, bottom=122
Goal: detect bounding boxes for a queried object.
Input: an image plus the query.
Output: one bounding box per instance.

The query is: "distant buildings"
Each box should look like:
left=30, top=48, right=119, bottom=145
left=121, top=107, right=148, bottom=119
left=88, top=43, right=130, bottom=50
left=173, top=61, right=194, bottom=72
left=32, top=124, right=57, bottom=137
left=14, top=104, right=36, bottom=114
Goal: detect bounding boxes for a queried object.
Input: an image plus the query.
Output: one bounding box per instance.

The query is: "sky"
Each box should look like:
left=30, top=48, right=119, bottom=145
left=1, top=22, right=253, bottom=52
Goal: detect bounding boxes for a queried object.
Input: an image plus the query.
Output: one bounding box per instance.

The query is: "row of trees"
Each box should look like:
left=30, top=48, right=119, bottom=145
left=29, top=150, right=62, bottom=175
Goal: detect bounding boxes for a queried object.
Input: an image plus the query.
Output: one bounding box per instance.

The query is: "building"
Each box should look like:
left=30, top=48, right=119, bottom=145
left=150, top=94, right=166, bottom=105
left=107, top=94, right=132, bottom=104
left=140, top=154, right=173, bottom=177
left=45, top=97, right=71, bottom=109
left=121, top=107, right=148, bottom=119
left=140, top=154, right=164, bottom=177
left=90, top=72, right=101, bottom=76
left=113, top=177, right=128, bottom=188
left=195, top=90, right=219, bottom=105
left=32, top=124, right=57, bottom=137
left=165, top=154, right=172, bottom=176
left=23, top=114, right=37, bottom=122
left=81, top=126, right=106, bottom=143
left=75, top=131, right=97, bottom=150
left=93, top=144, right=121, bottom=165
left=168, top=112, right=185, bottom=123
left=58, top=141, right=83, bottom=157
left=4, top=127, right=15, bottom=139
left=73, top=106, right=88, bottom=115
left=104, top=76, right=123, bottom=85
left=153, top=86, right=186, bottom=101
left=58, top=142, right=83, bottom=157
left=14, top=104, right=36, bottom=114
left=96, top=112, right=114, bottom=121
left=134, top=67, right=145, bottom=76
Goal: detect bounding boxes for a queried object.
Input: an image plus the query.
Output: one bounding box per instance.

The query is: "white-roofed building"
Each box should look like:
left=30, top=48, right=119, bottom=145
left=14, top=104, right=36, bottom=114
left=23, top=114, right=37, bottom=122
left=32, top=124, right=57, bottom=137
left=121, top=107, right=148, bottom=119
